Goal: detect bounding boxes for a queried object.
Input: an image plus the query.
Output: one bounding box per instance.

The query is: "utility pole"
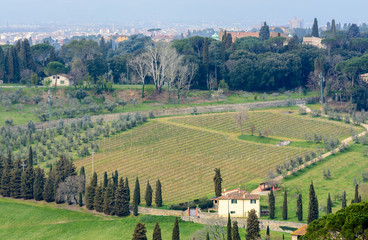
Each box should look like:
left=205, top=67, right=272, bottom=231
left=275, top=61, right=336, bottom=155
left=21, top=162, right=27, bottom=172
left=48, top=88, right=52, bottom=122
left=319, top=72, right=324, bottom=104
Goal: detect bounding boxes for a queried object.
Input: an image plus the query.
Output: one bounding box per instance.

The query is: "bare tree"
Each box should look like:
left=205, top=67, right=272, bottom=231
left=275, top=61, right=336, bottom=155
left=165, top=50, right=182, bottom=101
left=234, top=107, right=249, bottom=135
left=130, top=52, right=149, bottom=98
left=56, top=175, right=85, bottom=204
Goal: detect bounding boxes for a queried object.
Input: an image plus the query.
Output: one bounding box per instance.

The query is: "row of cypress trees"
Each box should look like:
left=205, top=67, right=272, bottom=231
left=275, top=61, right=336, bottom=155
left=224, top=210, right=260, bottom=240
left=0, top=148, right=77, bottom=203
left=85, top=171, right=163, bottom=217
left=132, top=218, right=179, bottom=240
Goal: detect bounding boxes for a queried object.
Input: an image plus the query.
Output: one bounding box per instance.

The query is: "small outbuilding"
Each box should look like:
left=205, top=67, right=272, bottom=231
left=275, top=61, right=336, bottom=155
left=291, top=225, right=307, bottom=240
left=44, top=74, right=73, bottom=87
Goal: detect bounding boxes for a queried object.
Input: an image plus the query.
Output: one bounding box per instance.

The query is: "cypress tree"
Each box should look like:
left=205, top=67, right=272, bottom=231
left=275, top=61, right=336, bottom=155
left=227, top=213, right=232, bottom=240
left=268, top=188, right=275, bottom=219
left=80, top=166, right=86, bottom=194
left=1, top=152, right=13, bottom=197
left=172, top=217, right=180, bottom=240
left=10, top=163, right=22, bottom=198
left=266, top=225, right=270, bottom=240
left=113, top=170, right=118, bottom=190
left=203, top=37, right=209, bottom=77
left=354, top=184, right=359, bottom=203
left=206, top=232, right=210, bottom=240
left=125, top=177, right=130, bottom=202
left=312, top=18, right=319, bottom=37
left=21, top=147, right=34, bottom=199
left=327, top=193, right=332, bottom=214
left=134, top=177, right=141, bottom=205
left=145, top=180, right=152, bottom=207
left=232, top=221, right=240, bottom=240
left=103, top=171, right=108, bottom=188
left=155, top=179, right=162, bottom=207
left=86, top=172, right=97, bottom=210
left=296, top=193, right=303, bottom=221
left=308, top=181, right=319, bottom=223
left=94, top=183, right=104, bottom=212
left=331, top=19, right=337, bottom=36
left=282, top=191, right=288, bottom=220
left=33, top=167, right=45, bottom=201
left=0, top=46, right=5, bottom=81
left=342, top=191, right=347, bottom=208
left=49, top=47, right=56, bottom=62
left=115, top=178, right=129, bottom=216
left=213, top=168, right=223, bottom=197
left=259, top=22, right=270, bottom=41
left=103, top=180, right=114, bottom=215
left=246, top=209, right=260, bottom=240
left=19, top=39, right=34, bottom=70
left=43, top=169, right=55, bottom=202
left=152, top=222, right=162, bottom=240
left=6, top=46, right=20, bottom=83
left=79, top=192, right=83, bottom=207
left=132, top=222, right=147, bottom=240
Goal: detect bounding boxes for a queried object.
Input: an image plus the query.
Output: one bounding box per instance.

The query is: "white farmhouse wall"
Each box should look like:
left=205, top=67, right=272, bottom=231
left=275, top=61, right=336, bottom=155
left=218, top=199, right=260, bottom=218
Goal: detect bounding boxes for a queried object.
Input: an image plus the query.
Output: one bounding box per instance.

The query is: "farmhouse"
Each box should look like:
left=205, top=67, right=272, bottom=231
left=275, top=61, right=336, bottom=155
left=212, top=188, right=260, bottom=217
left=291, top=225, right=307, bottom=240
left=44, top=74, right=73, bottom=87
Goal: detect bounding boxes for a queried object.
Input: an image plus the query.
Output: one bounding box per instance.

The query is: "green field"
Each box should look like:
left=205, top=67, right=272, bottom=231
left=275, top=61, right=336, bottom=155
left=264, top=143, right=368, bottom=223
left=74, top=109, right=357, bottom=205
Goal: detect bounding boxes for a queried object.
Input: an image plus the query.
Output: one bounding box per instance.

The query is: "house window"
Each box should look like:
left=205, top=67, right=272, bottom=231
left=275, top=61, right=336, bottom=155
left=60, top=81, right=65, bottom=84
left=250, top=200, right=257, bottom=204
left=230, top=211, right=235, bottom=214
left=231, top=199, right=237, bottom=204
left=57, top=76, right=60, bottom=79
left=53, top=76, right=55, bottom=79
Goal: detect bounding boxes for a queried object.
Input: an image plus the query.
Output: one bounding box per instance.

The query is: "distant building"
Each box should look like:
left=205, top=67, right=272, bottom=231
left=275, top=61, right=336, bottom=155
left=359, top=73, right=368, bottom=83
left=289, top=17, right=304, bottom=29
left=211, top=188, right=260, bottom=218
left=219, top=30, right=289, bottom=42
left=302, top=37, right=326, bottom=49
left=291, top=225, right=308, bottom=240
left=211, top=33, right=219, bottom=41
left=44, top=74, right=73, bottom=87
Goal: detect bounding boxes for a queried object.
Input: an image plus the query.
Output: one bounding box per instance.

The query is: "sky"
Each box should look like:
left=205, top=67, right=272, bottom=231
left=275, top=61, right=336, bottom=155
left=1, top=0, right=367, bottom=27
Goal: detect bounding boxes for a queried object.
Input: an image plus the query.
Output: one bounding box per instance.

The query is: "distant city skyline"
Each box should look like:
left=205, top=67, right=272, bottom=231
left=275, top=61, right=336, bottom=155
left=1, top=0, right=367, bottom=27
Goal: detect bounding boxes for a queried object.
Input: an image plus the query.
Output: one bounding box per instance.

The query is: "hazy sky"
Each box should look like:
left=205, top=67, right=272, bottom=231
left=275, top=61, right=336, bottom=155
left=1, top=0, right=367, bottom=27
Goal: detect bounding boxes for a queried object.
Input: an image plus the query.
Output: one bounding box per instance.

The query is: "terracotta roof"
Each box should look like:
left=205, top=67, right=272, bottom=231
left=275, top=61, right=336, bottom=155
left=291, top=225, right=308, bottom=236
left=212, top=188, right=259, bottom=200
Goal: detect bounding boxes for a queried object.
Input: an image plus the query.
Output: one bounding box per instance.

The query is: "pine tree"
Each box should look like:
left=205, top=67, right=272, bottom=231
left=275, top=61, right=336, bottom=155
left=103, top=180, right=114, bottom=215
left=1, top=152, right=14, bottom=197
left=259, top=22, right=270, bottom=41
left=312, top=18, right=319, bottom=37
left=155, top=179, right=162, bottom=207
left=327, top=193, right=332, bottom=214
left=125, top=177, right=130, bottom=202
left=282, top=191, right=288, bottom=220
left=308, top=181, right=319, bottom=223
left=94, top=183, right=104, bottom=212
left=246, top=209, right=260, bottom=240
left=115, top=178, right=129, bottom=216
left=79, top=192, right=83, bottom=207
left=232, top=221, right=240, bottom=240
left=86, top=172, right=97, bottom=210
left=103, top=171, right=108, bottom=188
left=172, top=217, right=180, bottom=240
left=348, top=24, right=360, bottom=39
left=227, top=213, right=232, bottom=240
left=33, top=167, right=45, bottom=201
left=10, top=163, right=22, bottom=198
left=132, top=222, right=147, bottom=240
left=213, top=168, right=223, bottom=197
left=331, top=19, right=337, bottom=36
left=342, top=191, right=347, bottom=208
left=266, top=225, right=270, bottom=240
left=354, top=184, right=359, bottom=203
left=145, top=180, right=152, bottom=207
left=21, top=147, right=34, bottom=199
left=43, top=169, right=55, bottom=202
left=297, top=193, right=303, bottom=221
left=80, top=166, right=86, bottom=194
left=268, top=188, right=275, bottom=219
left=152, top=222, right=162, bottom=240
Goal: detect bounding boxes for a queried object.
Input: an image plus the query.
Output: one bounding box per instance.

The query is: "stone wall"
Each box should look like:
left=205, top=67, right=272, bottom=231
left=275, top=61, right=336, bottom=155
left=138, top=206, right=187, bottom=217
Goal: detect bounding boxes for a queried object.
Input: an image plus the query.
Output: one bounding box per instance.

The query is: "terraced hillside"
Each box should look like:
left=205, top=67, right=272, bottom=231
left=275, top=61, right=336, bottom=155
left=74, top=110, right=360, bottom=204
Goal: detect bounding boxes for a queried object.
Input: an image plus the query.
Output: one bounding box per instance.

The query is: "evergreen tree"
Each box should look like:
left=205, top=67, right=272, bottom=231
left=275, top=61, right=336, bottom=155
left=246, top=209, right=260, bottom=240
left=0, top=46, right=5, bottom=81
left=227, top=213, right=232, bottom=240
left=33, top=167, right=45, bottom=201
left=327, top=193, right=332, bottom=214
left=125, top=177, right=130, bottom=202
left=49, top=47, right=56, bottom=62
left=103, top=171, right=108, bottom=188
left=342, top=191, right=347, bottom=208
left=152, top=222, right=162, bottom=240
left=268, top=188, right=275, bottom=219
left=348, top=24, right=360, bottom=39
left=202, top=37, right=209, bottom=78
left=172, top=217, right=180, bottom=240
left=145, top=180, right=152, bottom=207
left=312, top=18, right=319, bottom=37
left=135, top=177, right=141, bottom=205
left=266, top=225, right=270, bottom=240
left=282, top=191, right=288, bottom=220
left=103, top=180, right=114, bottom=215
left=232, top=221, right=240, bottom=240
left=133, top=178, right=140, bottom=216
left=80, top=166, right=86, bottom=194
left=354, top=184, right=359, bottom=203
left=225, top=33, right=233, bottom=50
left=297, top=193, right=303, bottom=221
left=21, top=147, right=34, bottom=199
left=19, top=39, right=34, bottom=70
left=155, top=179, right=162, bottom=207
left=113, top=170, right=118, bottom=190
left=1, top=152, right=14, bottom=197
left=132, top=222, right=147, bottom=240
left=259, top=22, right=270, bottom=41
left=86, top=172, right=98, bottom=210
left=79, top=192, right=83, bottom=207
left=206, top=232, right=210, bottom=240
left=308, top=181, right=319, bottom=223
left=213, top=168, right=223, bottom=197
left=10, top=163, right=22, bottom=198
left=43, top=169, right=55, bottom=202
left=5, top=46, right=20, bottom=83
left=53, top=155, right=76, bottom=203
left=331, top=19, right=337, bottom=36
left=115, top=178, right=130, bottom=216
left=94, top=183, right=104, bottom=212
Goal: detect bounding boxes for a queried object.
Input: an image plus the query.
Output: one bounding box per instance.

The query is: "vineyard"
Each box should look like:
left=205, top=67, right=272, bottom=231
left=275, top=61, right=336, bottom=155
left=74, top=110, right=360, bottom=205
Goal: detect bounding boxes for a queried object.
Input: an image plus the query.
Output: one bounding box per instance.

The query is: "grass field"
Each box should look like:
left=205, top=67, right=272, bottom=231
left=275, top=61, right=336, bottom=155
left=74, top=109, right=357, bottom=205
left=0, top=198, right=291, bottom=240
left=263, top=143, right=368, bottom=223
